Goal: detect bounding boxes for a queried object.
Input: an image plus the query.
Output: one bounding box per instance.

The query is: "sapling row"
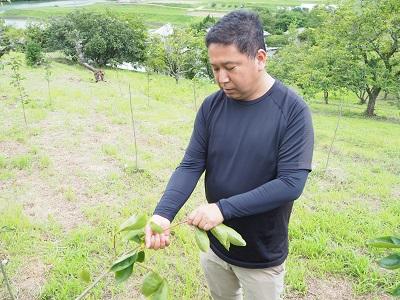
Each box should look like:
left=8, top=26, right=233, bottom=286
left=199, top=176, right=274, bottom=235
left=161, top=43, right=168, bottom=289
left=75, top=214, right=246, bottom=300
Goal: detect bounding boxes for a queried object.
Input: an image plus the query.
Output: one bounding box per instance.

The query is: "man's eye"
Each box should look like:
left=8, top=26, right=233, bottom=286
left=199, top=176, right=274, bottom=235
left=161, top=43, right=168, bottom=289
left=227, top=66, right=236, bottom=71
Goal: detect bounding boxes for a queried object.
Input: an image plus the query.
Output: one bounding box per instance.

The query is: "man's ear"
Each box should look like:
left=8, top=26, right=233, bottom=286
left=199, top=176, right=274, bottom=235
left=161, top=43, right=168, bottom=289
left=255, top=49, right=267, bottom=71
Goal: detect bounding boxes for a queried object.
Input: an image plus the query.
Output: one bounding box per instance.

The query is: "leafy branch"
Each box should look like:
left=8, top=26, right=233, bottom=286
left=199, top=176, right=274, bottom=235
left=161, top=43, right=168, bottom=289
left=75, top=214, right=246, bottom=299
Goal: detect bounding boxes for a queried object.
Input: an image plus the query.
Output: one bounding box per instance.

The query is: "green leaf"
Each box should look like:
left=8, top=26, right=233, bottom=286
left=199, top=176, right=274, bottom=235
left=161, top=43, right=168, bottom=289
left=124, top=229, right=145, bottom=244
left=367, top=236, right=400, bottom=248
left=220, top=224, right=246, bottom=247
left=141, top=271, right=163, bottom=297
left=211, top=225, right=230, bottom=251
left=378, top=253, right=400, bottom=270
left=392, top=284, right=400, bottom=296
left=150, top=280, right=168, bottom=300
left=79, top=269, right=91, bottom=283
left=0, top=226, right=16, bottom=233
left=118, top=214, right=148, bottom=233
left=110, top=252, right=137, bottom=272
left=150, top=221, right=163, bottom=234
left=115, top=264, right=133, bottom=283
left=137, top=251, right=145, bottom=263
left=195, top=227, right=210, bottom=252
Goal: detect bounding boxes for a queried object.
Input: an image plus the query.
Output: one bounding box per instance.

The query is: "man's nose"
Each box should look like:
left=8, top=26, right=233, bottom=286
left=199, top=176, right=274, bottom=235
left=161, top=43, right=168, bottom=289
left=217, top=69, right=230, bottom=84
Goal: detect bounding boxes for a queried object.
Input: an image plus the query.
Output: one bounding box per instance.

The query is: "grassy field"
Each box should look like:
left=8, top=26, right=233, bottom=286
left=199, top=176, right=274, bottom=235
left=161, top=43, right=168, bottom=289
left=2, top=0, right=328, bottom=26
left=0, top=51, right=399, bottom=299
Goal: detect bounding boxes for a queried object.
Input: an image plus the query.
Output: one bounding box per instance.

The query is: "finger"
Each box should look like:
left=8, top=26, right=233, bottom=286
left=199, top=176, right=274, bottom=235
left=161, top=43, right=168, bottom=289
left=187, top=210, right=197, bottom=224
left=145, top=225, right=152, bottom=248
left=160, top=234, right=166, bottom=249
left=153, top=234, right=161, bottom=250
left=165, top=235, right=170, bottom=246
left=192, top=213, right=203, bottom=227
left=203, top=223, right=211, bottom=231
left=198, top=219, right=207, bottom=230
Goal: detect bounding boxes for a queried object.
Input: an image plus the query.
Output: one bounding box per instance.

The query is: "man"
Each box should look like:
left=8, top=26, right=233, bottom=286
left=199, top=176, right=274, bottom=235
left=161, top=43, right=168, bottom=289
left=145, top=10, right=314, bottom=300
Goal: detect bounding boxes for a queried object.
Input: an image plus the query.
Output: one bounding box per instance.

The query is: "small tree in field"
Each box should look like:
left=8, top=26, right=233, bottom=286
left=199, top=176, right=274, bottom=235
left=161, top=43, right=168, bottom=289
left=25, top=40, right=44, bottom=66
left=43, top=59, right=52, bottom=106
left=9, top=57, right=28, bottom=127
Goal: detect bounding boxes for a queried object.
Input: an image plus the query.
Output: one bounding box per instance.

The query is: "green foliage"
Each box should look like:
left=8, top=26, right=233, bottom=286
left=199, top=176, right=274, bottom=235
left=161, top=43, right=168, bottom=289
left=270, top=0, right=400, bottom=115
left=266, top=34, right=288, bottom=47
left=274, top=9, right=306, bottom=34
left=191, top=15, right=217, bottom=33
left=194, top=228, right=209, bottom=252
left=77, top=213, right=245, bottom=299
left=149, top=221, right=163, bottom=234
left=25, top=40, right=44, bottom=66
left=145, top=27, right=210, bottom=82
left=368, top=235, right=400, bottom=296
left=118, top=214, right=148, bottom=233
left=0, top=20, right=24, bottom=58
left=46, top=10, right=147, bottom=66
left=210, top=224, right=246, bottom=250
left=315, top=0, right=400, bottom=115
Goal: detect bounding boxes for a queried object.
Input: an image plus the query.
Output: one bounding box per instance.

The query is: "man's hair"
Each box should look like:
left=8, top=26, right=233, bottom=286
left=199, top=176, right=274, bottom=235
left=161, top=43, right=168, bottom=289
left=205, top=10, right=266, bottom=57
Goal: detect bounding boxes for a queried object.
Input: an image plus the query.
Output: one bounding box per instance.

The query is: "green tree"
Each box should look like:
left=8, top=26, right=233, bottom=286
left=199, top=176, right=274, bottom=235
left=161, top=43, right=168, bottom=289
left=25, top=40, right=44, bottom=66
left=319, top=0, right=400, bottom=116
left=0, top=20, right=24, bottom=59
left=146, top=28, right=208, bottom=83
left=46, top=11, right=147, bottom=67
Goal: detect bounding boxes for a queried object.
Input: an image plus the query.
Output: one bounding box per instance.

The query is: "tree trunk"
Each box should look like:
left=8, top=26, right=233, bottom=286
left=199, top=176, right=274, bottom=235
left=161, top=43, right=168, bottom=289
left=324, top=90, right=329, bottom=104
left=74, top=40, right=104, bottom=82
left=365, top=88, right=381, bottom=116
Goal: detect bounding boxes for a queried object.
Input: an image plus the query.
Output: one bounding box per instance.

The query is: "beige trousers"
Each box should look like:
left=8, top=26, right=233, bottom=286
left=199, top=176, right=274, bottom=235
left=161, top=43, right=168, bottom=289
left=200, top=249, right=285, bottom=300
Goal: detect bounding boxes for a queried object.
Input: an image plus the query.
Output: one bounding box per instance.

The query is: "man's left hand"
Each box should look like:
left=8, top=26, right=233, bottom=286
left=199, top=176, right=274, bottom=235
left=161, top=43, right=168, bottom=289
left=187, top=203, right=224, bottom=231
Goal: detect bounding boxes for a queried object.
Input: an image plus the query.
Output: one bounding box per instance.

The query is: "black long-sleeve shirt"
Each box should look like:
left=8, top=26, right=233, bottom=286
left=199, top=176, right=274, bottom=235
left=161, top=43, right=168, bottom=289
left=155, top=80, right=314, bottom=268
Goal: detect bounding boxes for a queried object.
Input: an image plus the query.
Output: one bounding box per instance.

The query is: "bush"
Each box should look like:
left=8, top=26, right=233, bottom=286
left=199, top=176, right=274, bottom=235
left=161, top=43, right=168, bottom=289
left=25, top=40, right=44, bottom=66
left=266, top=34, right=289, bottom=47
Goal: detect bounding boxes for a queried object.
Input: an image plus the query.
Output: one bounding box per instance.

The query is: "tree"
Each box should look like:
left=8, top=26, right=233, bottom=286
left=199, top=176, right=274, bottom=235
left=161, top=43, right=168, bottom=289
left=145, top=28, right=208, bottom=83
left=47, top=11, right=147, bottom=67
left=25, top=40, right=44, bottom=66
left=319, top=0, right=400, bottom=116
left=0, top=20, right=24, bottom=59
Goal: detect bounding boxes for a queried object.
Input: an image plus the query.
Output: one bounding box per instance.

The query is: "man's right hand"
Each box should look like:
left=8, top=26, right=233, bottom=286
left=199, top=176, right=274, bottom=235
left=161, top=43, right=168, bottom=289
left=145, top=215, right=171, bottom=250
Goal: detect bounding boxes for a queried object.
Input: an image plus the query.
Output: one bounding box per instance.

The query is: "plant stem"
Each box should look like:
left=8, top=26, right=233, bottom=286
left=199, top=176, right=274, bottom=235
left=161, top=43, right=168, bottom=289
left=165, top=220, right=188, bottom=232
left=192, top=80, right=197, bottom=111
left=47, top=79, right=52, bottom=106
left=0, top=260, right=15, bottom=300
left=324, top=97, right=343, bottom=173
left=20, top=93, right=27, bottom=127
left=147, top=72, right=150, bottom=107
left=74, top=245, right=142, bottom=300
left=74, top=269, right=109, bottom=300
left=128, top=84, right=138, bottom=170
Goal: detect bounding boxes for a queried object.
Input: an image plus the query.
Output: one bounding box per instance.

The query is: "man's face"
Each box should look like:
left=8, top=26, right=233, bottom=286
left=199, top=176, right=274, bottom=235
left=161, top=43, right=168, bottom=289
left=208, top=43, right=264, bottom=100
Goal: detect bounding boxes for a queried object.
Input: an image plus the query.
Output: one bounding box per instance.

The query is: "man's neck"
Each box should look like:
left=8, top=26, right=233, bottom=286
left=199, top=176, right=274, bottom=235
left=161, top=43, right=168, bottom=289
left=246, top=73, right=275, bottom=101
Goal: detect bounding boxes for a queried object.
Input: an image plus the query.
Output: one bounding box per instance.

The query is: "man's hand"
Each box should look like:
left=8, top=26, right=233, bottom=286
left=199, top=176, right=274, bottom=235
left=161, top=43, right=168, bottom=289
left=145, top=215, right=171, bottom=250
left=187, top=203, right=224, bottom=231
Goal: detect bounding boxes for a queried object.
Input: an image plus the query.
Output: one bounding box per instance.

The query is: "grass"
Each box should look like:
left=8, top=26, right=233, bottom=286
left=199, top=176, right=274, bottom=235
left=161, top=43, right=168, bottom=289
left=0, top=51, right=399, bottom=299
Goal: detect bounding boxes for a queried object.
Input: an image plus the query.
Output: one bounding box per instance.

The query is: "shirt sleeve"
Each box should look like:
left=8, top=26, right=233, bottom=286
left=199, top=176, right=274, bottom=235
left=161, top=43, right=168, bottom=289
left=216, top=105, right=314, bottom=220
left=153, top=102, right=208, bottom=221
